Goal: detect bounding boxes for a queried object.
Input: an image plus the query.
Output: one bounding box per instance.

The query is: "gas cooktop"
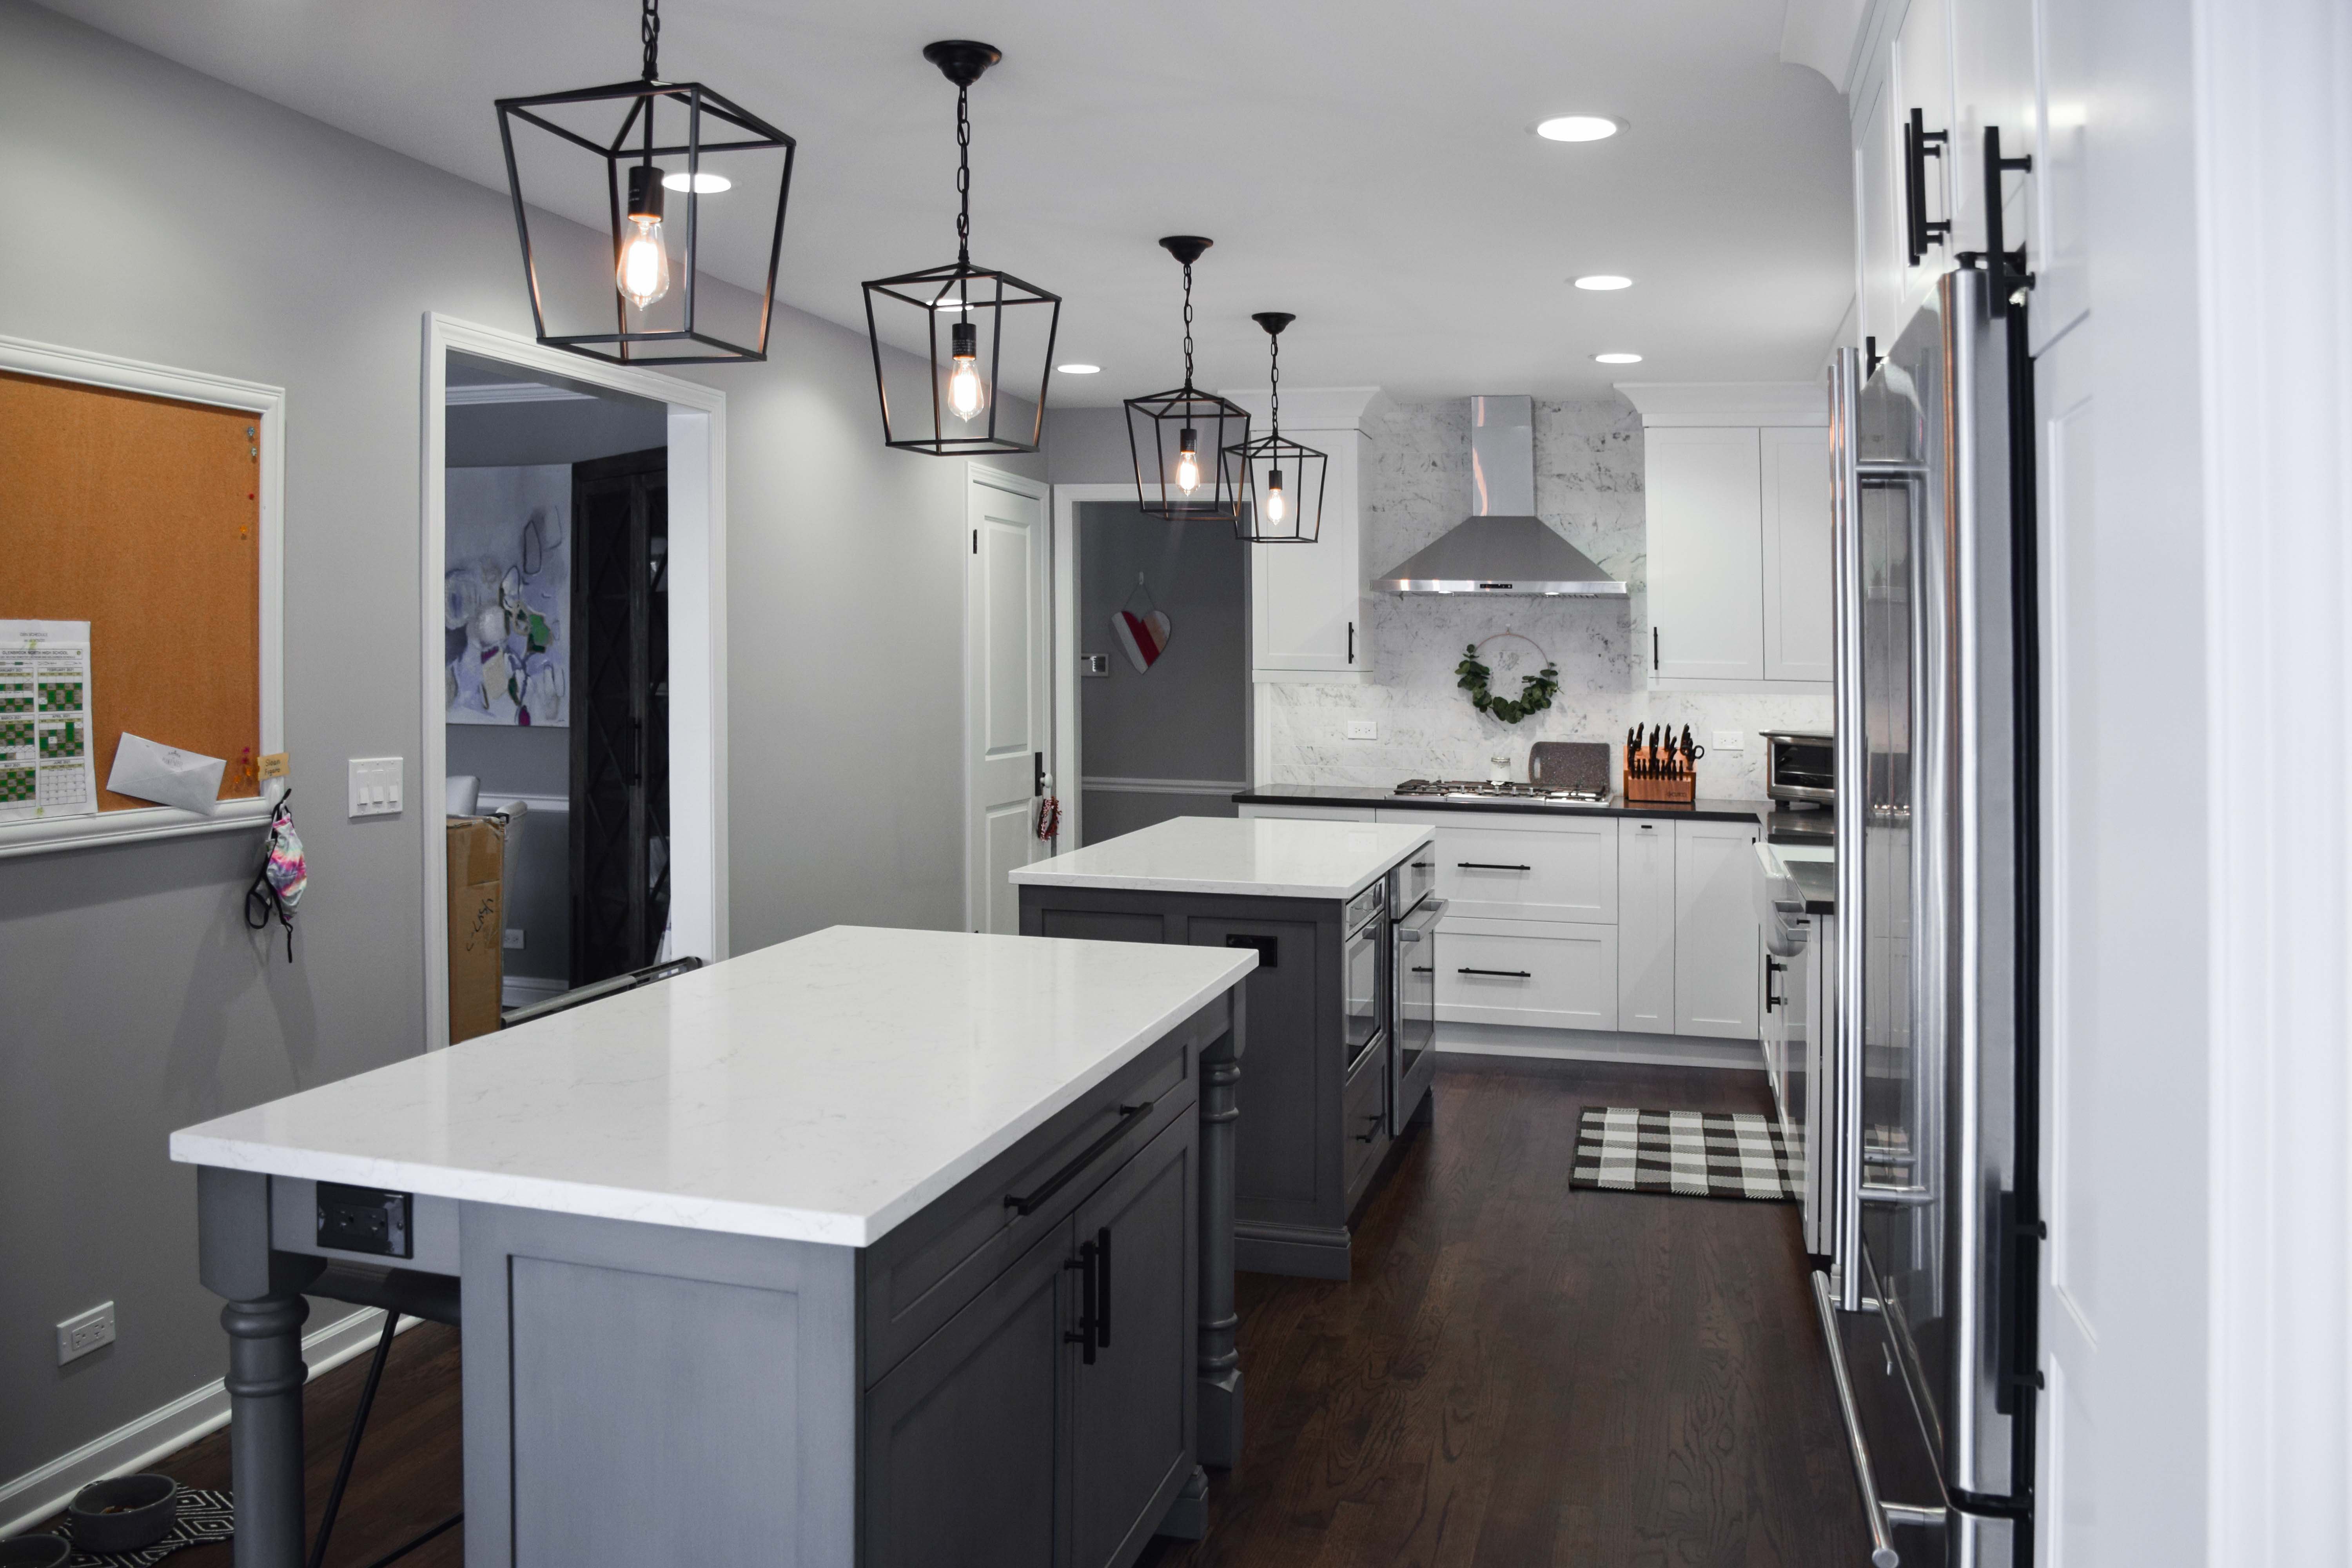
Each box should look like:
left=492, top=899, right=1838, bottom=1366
left=1393, top=779, right=1610, bottom=805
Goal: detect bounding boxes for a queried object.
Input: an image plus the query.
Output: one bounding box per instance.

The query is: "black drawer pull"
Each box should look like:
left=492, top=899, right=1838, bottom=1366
left=1356, top=1112, right=1383, bottom=1144
left=1094, top=1225, right=1111, bottom=1348
left=1007, top=1100, right=1154, bottom=1217
left=1063, top=1239, right=1098, bottom=1364
left=1457, top=861, right=1532, bottom=871
left=1459, top=967, right=1533, bottom=979
left=1411, top=965, right=1434, bottom=973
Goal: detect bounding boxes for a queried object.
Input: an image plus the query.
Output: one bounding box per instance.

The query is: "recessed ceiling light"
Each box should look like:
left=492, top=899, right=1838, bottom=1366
left=1056, top=363, right=1100, bottom=375
left=1573, top=274, right=1633, bottom=291
left=1536, top=115, right=1622, bottom=143
left=660, top=170, right=731, bottom=194
left=1593, top=352, right=1643, bottom=364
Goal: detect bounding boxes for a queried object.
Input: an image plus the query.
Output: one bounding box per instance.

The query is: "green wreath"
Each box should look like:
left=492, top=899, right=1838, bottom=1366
left=1456, top=644, right=1560, bottom=724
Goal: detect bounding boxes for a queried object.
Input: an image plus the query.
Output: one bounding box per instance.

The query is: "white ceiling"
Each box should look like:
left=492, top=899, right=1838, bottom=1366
left=41, top=0, right=1854, bottom=406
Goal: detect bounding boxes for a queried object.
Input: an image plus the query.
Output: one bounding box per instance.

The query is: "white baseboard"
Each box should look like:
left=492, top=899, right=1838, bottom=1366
left=0, top=1308, right=414, bottom=1541
left=1437, top=1022, right=1762, bottom=1073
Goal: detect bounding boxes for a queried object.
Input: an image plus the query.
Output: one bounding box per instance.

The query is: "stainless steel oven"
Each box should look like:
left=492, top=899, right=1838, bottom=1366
left=1342, top=878, right=1386, bottom=1073
left=1388, top=868, right=1443, bottom=1134
left=1764, top=730, right=1835, bottom=803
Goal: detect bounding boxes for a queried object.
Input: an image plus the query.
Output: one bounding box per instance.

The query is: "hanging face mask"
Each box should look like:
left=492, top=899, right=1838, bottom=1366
left=245, top=789, right=307, bottom=961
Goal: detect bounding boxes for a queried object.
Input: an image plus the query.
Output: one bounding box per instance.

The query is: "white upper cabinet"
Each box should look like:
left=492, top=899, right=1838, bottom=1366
left=2029, top=0, right=2090, bottom=350
left=1622, top=385, right=1831, bottom=693
left=1760, top=427, right=1836, bottom=682
left=1892, top=0, right=1960, bottom=319
left=1227, top=387, right=1386, bottom=684
left=1645, top=426, right=1765, bottom=682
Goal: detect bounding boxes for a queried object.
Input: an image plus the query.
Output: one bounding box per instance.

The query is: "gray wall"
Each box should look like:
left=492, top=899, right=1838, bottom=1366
left=1075, top=501, right=1246, bottom=845
left=0, top=0, right=1036, bottom=1491
left=1045, top=405, right=1136, bottom=486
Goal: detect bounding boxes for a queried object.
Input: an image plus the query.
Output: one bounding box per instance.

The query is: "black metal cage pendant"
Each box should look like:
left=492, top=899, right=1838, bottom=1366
left=862, top=42, right=1061, bottom=456
left=496, top=0, right=796, bottom=365
left=1125, top=237, right=1250, bottom=522
left=1225, top=312, right=1327, bottom=544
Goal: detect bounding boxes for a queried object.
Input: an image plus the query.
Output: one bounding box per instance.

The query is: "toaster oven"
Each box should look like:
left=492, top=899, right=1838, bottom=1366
left=1763, top=731, right=1835, bottom=804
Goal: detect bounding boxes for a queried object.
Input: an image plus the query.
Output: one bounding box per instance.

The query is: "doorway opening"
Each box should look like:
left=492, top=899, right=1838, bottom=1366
left=1069, top=498, right=1250, bottom=847
left=421, top=316, right=727, bottom=1048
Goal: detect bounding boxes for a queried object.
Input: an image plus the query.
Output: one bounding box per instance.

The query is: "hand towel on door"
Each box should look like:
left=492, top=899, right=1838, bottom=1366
left=1113, top=575, right=1171, bottom=673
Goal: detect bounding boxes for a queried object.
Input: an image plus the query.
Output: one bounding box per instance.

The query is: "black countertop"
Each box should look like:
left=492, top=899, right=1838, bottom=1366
left=1787, top=858, right=1836, bottom=916
left=1233, top=783, right=1768, bottom=826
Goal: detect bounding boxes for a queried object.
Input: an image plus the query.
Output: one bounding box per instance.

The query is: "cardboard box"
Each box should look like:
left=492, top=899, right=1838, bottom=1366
left=447, top=815, right=506, bottom=1044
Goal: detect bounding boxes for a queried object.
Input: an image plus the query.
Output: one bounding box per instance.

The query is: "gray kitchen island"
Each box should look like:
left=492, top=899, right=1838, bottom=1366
left=170, top=926, right=1255, bottom=1568
left=1013, top=817, right=1437, bottom=1282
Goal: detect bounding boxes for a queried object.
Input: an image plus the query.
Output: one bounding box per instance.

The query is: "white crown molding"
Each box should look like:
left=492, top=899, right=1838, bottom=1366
left=1613, top=381, right=1828, bottom=427
left=1213, top=385, right=1390, bottom=433
left=445, top=381, right=599, bottom=406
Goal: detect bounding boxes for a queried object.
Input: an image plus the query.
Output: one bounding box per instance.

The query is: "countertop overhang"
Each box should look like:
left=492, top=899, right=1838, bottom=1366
left=169, top=926, right=1256, bottom=1248
left=1009, top=816, right=1435, bottom=900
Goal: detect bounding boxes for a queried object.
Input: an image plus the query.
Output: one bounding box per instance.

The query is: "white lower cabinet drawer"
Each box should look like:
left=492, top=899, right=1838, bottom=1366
left=1375, top=810, right=1617, bottom=922
left=1435, top=917, right=1619, bottom=1031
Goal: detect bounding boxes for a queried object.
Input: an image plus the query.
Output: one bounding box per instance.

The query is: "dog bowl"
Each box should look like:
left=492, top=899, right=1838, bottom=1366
left=0, top=1537, right=71, bottom=1568
left=68, top=1474, right=178, bottom=1554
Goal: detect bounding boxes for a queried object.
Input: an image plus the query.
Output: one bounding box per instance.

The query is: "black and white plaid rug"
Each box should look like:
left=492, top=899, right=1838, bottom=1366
left=1570, top=1107, right=1801, bottom=1201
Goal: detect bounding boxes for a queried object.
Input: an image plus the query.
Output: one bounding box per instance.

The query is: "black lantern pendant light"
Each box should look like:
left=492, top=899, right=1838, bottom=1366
left=862, top=42, right=1062, bottom=456
left=495, top=0, right=797, bottom=364
left=1225, top=313, right=1328, bottom=544
left=1125, top=237, right=1250, bottom=521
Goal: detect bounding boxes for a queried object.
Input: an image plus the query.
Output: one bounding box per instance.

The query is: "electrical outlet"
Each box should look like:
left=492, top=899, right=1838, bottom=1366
left=503, top=929, right=524, bottom=950
left=1345, top=719, right=1378, bottom=740
left=347, top=756, right=404, bottom=817
left=1713, top=730, right=1746, bottom=753
left=56, top=1301, right=115, bottom=1365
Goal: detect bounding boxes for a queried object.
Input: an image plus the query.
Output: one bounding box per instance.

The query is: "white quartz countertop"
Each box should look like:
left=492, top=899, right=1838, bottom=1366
left=1008, top=816, right=1436, bottom=900
left=169, top=926, right=1254, bottom=1248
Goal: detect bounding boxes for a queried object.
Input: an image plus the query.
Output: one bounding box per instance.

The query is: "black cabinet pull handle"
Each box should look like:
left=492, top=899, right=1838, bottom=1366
left=1904, top=107, right=1952, bottom=264
left=1007, top=1100, right=1154, bottom=1216
left=1356, top=1112, right=1383, bottom=1144
left=1094, top=1225, right=1111, bottom=1349
left=1765, top=955, right=1786, bottom=1011
left=1457, top=861, right=1532, bottom=871
left=1459, top=967, right=1532, bottom=979
left=1411, top=965, right=1434, bottom=973
left=1064, top=1240, right=1098, bottom=1364
left=1981, top=124, right=2036, bottom=316
left=1348, top=621, right=1356, bottom=664
left=1653, top=626, right=1660, bottom=670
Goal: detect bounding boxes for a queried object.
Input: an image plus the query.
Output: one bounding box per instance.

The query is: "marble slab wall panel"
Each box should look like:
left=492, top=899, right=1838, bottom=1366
left=1265, top=396, right=1834, bottom=798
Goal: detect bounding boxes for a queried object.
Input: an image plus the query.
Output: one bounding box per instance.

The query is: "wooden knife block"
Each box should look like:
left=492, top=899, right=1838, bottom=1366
left=1622, top=748, right=1697, bottom=804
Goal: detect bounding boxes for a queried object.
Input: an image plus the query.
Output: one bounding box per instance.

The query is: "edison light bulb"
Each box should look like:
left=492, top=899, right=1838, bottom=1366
left=1175, top=428, right=1201, bottom=495
left=947, top=321, right=988, bottom=423
left=617, top=167, right=672, bottom=310
left=1264, top=468, right=1288, bottom=525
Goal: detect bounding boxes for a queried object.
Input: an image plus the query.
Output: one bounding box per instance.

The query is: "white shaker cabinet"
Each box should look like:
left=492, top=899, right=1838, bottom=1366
left=1617, top=819, right=1677, bottom=1035
left=1674, top=819, right=1763, bottom=1038
left=1227, top=388, right=1387, bottom=684
left=1644, top=426, right=1765, bottom=681
left=1760, top=426, right=1835, bottom=682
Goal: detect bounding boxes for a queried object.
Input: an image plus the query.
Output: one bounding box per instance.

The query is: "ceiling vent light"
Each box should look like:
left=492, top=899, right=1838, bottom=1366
left=1536, top=115, right=1622, bottom=142
left=1056, top=363, right=1100, bottom=374
left=1593, top=352, right=1643, bottom=364
left=1573, top=274, right=1633, bottom=291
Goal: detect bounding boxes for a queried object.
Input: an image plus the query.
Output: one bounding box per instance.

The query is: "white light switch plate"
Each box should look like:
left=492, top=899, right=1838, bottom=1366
left=1345, top=719, right=1378, bottom=740
left=57, top=1301, right=115, bottom=1365
left=1713, top=730, right=1746, bottom=753
left=348, top=757, right=404, bottom=817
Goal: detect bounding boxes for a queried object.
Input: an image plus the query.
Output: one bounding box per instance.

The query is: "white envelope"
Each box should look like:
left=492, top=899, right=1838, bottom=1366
left=108, top=732, right=228, bottom=813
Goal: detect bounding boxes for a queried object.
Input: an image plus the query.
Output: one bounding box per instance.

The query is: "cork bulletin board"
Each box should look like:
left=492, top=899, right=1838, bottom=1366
left=0, top=336, right=284, bottom=856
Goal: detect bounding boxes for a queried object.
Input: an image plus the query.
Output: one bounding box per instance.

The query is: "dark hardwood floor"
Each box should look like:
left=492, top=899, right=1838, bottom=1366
left=1135, top=1054, right=1871, bottom=1568
left=43, top=1055, right=1864, bottom=1568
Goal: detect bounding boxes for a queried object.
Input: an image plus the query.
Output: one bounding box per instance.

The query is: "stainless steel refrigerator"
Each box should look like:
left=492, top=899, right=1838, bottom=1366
left=1818, top=266, right=2041, bottom=1567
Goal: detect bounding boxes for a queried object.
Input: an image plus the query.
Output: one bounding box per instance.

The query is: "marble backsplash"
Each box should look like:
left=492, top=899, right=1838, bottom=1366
left=1264, top=396, right=1833, bottom=799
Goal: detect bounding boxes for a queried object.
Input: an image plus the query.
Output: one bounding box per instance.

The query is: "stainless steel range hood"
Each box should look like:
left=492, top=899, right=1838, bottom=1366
left=1371, top=395, right=1628, bottom=596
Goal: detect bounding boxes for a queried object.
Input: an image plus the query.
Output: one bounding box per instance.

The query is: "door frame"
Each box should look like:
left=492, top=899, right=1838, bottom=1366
left=419, top=312, right=728, bottom=1048
left=964, top=462, right=1053, bottom=931
left=1048, top=483, right=1143, bottom=855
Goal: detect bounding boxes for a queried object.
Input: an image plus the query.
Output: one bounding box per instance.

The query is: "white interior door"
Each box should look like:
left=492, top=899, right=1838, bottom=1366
left=965, top=466, right=1051, bottom=934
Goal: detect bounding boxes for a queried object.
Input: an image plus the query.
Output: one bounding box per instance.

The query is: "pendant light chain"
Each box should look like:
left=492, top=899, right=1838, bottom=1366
left=955, top=83, right=973, bottom=266
left=1268, top=332, right=1281, bottom=437
left=1181, top=263, right=1196, bottom=391
left=640, top=0, right=660, bottom=80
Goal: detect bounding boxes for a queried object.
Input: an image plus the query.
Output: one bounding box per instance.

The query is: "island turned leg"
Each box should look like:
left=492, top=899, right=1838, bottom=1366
left=1197, top=1002, right=1245, bottom=1470
left=221, top=1292, right=311, bottom=1567
left=196, top=1168, right=321, bottom=1568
